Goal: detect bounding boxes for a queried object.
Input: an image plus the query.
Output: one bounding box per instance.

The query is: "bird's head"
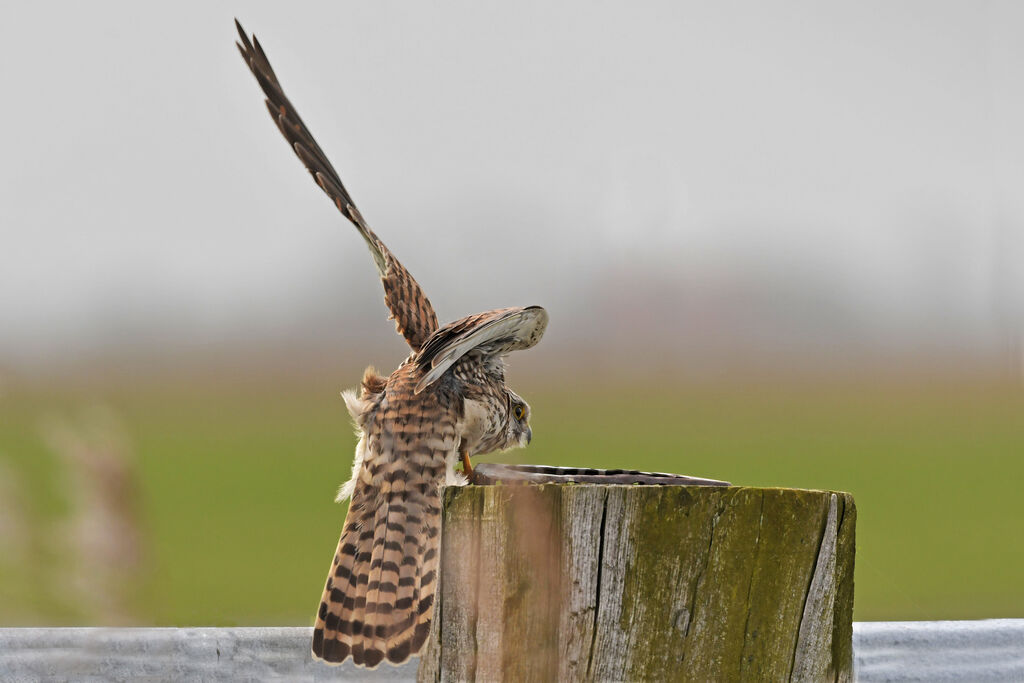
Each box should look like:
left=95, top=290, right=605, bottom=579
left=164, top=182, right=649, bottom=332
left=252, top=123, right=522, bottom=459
left=503, top=389, right=533, bottom=450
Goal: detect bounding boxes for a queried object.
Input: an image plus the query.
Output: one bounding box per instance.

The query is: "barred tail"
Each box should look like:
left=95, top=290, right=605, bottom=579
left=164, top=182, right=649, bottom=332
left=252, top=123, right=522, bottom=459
left=312, top=480, right=441, bottom=667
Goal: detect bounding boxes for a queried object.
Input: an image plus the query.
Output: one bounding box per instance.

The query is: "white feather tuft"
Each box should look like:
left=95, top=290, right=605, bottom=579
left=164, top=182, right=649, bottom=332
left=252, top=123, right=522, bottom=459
left=341, top=389, right=367, bottom=422
left=336, top=435, right=368, bottom=502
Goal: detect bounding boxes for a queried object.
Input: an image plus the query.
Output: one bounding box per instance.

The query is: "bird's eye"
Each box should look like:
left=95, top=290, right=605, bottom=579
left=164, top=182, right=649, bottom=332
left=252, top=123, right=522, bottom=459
left=513, top=404, right=525, bottom=421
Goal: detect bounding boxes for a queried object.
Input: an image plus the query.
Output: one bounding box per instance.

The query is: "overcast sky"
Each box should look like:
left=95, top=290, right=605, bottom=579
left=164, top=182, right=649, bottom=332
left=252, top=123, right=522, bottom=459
left=2, top=1, right=1022, bottom=367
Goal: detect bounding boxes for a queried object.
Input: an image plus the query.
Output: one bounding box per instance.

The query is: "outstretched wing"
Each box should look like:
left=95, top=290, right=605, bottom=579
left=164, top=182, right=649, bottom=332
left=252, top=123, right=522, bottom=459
left=235, top=20, right=439, bottom=350
left=415, top=305, right=548, bottom=392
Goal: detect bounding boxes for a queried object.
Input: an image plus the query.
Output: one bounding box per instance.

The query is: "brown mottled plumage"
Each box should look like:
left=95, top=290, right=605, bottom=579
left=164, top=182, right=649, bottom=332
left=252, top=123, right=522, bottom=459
left=235, top=21, right=547, bottom=668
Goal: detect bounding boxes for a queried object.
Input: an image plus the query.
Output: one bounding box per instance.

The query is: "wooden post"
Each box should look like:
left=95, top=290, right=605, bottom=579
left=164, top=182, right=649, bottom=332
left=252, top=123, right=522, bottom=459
left=418, top=484, right=855, bottom=682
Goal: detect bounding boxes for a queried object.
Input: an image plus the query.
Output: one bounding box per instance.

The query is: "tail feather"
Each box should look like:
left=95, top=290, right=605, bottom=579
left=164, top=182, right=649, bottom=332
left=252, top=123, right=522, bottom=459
left=386, top=501, right=422, bottom=662
left=348, top=494, right=378, bottom=666
left=390, top=487, right=439, bottom=654
left=312, top=483, right=372, bottom=663
left=312, top=481, right=440, bottom=667
left=358, top=492, right=393, bottom=667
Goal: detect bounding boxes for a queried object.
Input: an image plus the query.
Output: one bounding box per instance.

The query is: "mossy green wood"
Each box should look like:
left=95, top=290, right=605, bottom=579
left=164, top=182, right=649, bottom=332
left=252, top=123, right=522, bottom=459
left=418, top=485, right=855, bottom=683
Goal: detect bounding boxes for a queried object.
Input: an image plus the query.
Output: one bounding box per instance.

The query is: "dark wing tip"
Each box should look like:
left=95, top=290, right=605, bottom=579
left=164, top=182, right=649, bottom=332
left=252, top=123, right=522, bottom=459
left=363, top=648, right=385, bottom=668
left=252, top=34, right=271, bottom=64
left=317, top=636, right=351, bottom=663
left=234, top=19, right=253, bottom=54
left=386, top=639, right=412, bottom=664
left=412, top=621, right=431, bottom=651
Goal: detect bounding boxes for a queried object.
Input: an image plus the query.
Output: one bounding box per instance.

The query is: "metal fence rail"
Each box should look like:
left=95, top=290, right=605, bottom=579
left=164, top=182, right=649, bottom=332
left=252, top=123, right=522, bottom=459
left=2, top=620, right=1023, bottom=681
left=853, top=620, right=1024, bottom=682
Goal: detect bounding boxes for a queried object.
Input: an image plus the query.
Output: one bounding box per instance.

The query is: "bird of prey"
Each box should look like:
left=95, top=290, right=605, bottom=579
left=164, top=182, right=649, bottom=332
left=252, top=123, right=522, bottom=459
left=235, top=22, right=547, bottom=668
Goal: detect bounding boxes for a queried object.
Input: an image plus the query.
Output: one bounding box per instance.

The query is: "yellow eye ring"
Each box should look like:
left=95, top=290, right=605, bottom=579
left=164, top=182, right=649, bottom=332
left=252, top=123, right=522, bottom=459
left=513, top=404, right=525, bottom=421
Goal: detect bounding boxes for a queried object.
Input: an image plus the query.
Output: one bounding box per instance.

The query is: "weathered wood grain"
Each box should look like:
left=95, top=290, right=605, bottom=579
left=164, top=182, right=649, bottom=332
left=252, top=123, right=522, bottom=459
left=418, top=485, right=855, bottom=682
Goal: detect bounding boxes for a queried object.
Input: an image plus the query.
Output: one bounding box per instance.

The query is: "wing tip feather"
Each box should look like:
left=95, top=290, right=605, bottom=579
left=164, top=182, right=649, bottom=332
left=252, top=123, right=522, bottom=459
left=234, top=19, right=440, bottom=352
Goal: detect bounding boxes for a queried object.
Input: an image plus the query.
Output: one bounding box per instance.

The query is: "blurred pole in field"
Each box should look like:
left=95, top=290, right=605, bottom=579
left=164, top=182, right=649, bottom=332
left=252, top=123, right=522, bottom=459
left=40, top=408, right=144, bottom=624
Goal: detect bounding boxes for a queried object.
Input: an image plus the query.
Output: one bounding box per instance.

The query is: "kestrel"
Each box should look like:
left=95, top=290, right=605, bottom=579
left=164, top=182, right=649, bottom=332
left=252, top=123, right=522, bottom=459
left=235, top=22, right=547, bottom=668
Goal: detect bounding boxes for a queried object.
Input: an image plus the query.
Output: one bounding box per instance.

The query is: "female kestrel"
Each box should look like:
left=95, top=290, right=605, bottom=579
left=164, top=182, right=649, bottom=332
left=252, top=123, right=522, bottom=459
left=236, top=22, right=547, bottom=668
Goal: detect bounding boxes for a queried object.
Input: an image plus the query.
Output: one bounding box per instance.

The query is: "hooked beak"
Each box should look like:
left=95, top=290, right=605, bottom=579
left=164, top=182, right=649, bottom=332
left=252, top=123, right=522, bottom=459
left=525, top=427, right=533, bottom=445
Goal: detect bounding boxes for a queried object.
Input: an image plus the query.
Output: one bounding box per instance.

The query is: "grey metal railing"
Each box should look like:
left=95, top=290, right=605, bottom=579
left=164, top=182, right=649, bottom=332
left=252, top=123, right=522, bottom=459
left=2, top=621, right=1022, bottom=681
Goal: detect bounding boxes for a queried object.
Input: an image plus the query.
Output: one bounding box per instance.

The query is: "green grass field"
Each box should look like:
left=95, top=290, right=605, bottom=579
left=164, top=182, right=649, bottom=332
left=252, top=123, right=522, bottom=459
left=1, top=370, right=1022, bottom=625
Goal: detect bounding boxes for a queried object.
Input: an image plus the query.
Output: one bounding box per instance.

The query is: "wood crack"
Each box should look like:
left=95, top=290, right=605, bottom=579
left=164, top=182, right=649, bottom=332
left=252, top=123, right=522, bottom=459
left=684, top=499, right=724, bottom=640
left=738, top=489, right=766, bottom=673
left=789, top=494, right=839, bottom=682
left=468, top=490, right=483, bottom=681
left=584, top=490, right=609, bottom=680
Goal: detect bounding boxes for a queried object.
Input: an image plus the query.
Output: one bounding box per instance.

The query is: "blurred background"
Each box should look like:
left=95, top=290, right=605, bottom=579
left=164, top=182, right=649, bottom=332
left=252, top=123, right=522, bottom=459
left=1, top=1, right=1022, bottom=625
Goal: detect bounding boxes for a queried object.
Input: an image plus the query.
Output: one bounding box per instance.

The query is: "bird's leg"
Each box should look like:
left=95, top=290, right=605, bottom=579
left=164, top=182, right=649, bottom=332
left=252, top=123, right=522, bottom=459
left=459, top=443, right=474, bottom=479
